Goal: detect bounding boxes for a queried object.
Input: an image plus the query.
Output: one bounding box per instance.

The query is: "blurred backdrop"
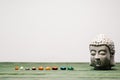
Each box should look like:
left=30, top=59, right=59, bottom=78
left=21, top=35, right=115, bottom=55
left=0, top=0, right=120, bottom=62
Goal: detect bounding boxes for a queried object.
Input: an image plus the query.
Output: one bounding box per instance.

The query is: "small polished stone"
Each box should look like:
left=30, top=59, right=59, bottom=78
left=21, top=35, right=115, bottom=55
left=67, top=67, right=74, bottom=70
left=25, top=67, right=30, bottom=70
left=45, top=67, right=51, bottom=70
left=32, top=67, right=36, bottom=70
left=60, top=66, right=66, bottom=70
left=52, top=66, right=58, bottom=70
left=20, top=66, right=24, bottom=70
left=38, top=66, right=44, bottom=70
left=15, top=66, right=19, bottom=70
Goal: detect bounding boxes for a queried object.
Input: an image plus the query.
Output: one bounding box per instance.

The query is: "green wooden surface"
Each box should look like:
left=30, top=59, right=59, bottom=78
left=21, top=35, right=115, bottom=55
left=0, top=62, right=120, bottom=80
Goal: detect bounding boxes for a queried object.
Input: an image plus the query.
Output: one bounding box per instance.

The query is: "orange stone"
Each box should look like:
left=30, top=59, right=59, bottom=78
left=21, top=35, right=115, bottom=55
left=45, top=67, right=51, bottom=70
left=38, top=66, right=44, bottom=70
left=15, top=66, right=19, bottom=70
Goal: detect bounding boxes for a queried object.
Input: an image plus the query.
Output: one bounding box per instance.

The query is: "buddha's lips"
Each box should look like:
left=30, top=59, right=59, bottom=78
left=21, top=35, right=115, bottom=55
left=95, top=60, right=101, bottom=66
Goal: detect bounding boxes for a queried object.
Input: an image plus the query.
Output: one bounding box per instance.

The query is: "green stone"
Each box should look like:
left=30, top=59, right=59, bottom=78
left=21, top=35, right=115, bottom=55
left=67, top=67, right=74, bottom=70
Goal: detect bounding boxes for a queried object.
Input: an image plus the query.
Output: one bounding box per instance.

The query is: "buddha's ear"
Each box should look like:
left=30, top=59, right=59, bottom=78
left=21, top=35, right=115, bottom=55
left=110, top=55, right=115, bottom=67
left=110, top=50, right=115, bottom=67
left=111, top=50, right=115, bottom=55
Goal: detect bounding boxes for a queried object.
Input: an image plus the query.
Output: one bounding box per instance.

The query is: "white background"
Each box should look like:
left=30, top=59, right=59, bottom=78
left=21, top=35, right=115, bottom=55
left=0, top=0, right=120, bottom=62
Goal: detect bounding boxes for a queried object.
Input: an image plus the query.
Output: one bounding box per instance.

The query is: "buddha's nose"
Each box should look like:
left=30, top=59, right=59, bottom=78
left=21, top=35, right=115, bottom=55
left=95, top=54, right=100, bottom=60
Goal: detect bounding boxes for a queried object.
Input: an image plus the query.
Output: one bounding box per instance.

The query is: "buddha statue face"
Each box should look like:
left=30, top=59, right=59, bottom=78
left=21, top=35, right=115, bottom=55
left=90, top=45, right=111, bottom=69
left=89, top=34, right=115, bottom=70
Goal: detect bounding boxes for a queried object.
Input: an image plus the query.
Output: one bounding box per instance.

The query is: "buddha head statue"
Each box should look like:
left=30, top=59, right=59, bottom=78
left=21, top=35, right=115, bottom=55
left=89, top=34, right=115, bottom=70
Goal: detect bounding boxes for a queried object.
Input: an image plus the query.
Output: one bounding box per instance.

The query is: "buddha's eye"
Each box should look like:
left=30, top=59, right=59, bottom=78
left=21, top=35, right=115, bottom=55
left=99, top=50, right=106, bottom=55
left=90, top=50, right=96, bottom=56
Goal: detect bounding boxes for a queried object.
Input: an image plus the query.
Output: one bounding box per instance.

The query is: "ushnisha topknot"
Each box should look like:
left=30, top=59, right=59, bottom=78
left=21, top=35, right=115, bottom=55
left=89, top=34, right=115, bottom=54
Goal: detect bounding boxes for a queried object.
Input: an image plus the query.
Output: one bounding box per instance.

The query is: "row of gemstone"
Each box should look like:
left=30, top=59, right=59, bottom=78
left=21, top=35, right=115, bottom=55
left=15, top=66, right=74, bottom=70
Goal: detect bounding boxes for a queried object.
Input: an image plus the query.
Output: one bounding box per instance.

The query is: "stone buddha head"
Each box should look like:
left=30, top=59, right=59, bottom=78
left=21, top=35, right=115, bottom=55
left=89, top=34, right=115, bottom=70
